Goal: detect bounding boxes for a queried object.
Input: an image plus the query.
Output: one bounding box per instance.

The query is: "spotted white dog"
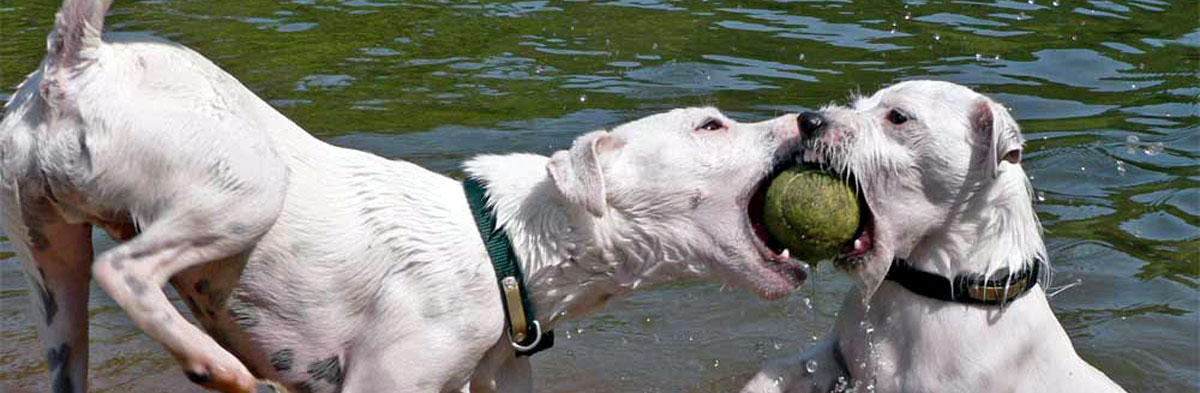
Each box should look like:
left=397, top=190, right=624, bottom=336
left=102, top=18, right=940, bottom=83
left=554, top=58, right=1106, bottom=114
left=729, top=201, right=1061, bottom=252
left=0, top=1, right=807, bottom=392
left=741, top=81, right=1126, bottom=393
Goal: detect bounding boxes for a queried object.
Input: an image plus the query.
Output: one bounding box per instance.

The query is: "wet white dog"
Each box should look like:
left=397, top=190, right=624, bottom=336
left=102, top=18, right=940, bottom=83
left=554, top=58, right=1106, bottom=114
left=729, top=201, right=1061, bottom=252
left=1, top=1, right=807, bottom=392
left=740, top=81, right=1126, bottom=393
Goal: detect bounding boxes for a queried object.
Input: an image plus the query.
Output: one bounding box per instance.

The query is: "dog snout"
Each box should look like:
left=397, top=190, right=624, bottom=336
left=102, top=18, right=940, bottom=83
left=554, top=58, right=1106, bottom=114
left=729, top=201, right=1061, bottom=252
left=799, top=111, right=826, bottom=139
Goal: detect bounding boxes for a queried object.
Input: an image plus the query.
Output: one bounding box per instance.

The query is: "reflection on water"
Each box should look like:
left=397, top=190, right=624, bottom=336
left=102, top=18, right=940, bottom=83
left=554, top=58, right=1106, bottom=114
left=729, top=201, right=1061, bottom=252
left=1, top=0, right=1196, bottom=392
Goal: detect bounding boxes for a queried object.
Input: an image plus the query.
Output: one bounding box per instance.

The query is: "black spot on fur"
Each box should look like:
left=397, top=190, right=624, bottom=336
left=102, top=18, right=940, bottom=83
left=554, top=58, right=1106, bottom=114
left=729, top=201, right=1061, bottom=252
left=52, top=368, right=72, bottom=393
left=306, top=355, right=343, bottom=386
left=193, top=235, right=221, bottom=247
left=294, top=380, right=317, bottom=393
left=124, top=275, right=148, bottom=295
left=33, top=278, right=57, bottom=326
left=184, top=369, right=212, bottom=384
left=129, top=246, right=155, bottom=259
left=227, top=300, right=259, bottom=328
left=270, top=349, right=295, bottom=372
left=46, top=343, right=69, bottom=371
left=255, top=381, right=285, bottom=393
left=194, top=279, right=210, bottom=295
left=229, top=222, right=251, bottom=235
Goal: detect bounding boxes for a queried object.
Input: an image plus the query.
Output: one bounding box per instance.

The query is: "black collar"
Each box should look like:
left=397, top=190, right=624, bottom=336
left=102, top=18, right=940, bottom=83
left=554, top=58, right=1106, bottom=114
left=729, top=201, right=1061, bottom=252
left=884, top=258, right=1043, bottom=306
left=463, top=178, right=554, bottom=357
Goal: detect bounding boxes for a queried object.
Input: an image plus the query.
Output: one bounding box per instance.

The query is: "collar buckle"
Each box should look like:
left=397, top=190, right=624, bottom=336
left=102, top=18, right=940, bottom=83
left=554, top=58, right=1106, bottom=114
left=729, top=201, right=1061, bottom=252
left=464, top=178, right=554, bottom=357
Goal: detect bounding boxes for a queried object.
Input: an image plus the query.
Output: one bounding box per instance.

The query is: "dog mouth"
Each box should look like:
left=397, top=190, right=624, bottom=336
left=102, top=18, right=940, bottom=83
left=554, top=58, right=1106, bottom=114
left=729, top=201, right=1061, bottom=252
left=797, top=148, right=877, bottom=262
left=746, top=159, right=808, bottom=287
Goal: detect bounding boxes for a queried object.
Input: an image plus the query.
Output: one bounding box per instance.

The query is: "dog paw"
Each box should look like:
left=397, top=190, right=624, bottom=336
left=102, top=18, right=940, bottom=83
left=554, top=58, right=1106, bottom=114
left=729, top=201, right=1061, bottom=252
left=181, top=354, right=257, bottom=393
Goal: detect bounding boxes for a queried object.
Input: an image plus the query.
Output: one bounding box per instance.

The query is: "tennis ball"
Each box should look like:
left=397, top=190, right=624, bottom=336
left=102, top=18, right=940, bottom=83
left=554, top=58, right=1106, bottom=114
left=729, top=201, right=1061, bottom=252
left=763, top=167, right=861, bottom=262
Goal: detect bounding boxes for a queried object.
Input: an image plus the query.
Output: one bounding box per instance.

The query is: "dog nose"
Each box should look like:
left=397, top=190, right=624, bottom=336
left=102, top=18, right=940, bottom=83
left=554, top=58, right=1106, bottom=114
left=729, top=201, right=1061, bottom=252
left=799, top=111, right=826, bottom=138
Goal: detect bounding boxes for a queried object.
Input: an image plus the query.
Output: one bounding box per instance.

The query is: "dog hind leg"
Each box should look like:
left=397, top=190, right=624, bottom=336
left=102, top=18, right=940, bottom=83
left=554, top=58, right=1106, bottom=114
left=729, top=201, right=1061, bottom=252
left=90, top=193, right=282, bottom=393
left=1, top=185, right=93, bottom=393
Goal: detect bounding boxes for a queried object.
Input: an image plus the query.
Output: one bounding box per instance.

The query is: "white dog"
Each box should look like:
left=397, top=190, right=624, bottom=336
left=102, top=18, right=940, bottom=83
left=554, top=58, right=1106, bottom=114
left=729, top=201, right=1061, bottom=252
left=1, top=1, right=807, bottom=392
left=740, top=81, right=1126, bottom=393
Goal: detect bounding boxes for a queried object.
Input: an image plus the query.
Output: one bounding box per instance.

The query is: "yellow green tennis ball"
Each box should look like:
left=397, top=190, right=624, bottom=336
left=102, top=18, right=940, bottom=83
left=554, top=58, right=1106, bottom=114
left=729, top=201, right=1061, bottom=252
left=763, top=167, right=861, bottom=262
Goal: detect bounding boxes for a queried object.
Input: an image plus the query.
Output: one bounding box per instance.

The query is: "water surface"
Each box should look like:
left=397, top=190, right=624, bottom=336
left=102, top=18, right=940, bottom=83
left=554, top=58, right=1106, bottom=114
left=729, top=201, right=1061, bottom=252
left=1, top=0, right=1196, bottom=392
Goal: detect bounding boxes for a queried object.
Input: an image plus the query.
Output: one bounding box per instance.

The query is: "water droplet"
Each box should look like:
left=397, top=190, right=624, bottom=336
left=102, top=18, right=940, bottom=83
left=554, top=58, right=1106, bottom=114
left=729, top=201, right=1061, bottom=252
left=975, top=53, right=982, bottom=60
left=1145, top=142, right=1164, bottom=156
left=1036, top=191, right=1046, bottom=202
left=803, top=297, right=813, bottom=309
left=1080, top=166, right=1086, bottom=172
left=1116, top=160, right=1126, bottom=175
left=1071, top=35, right=1078, bottom=41
left=933, top=34, right=941, bottom=41
left=1027, top=0, right=1034, bottom=4
left=806, top=359, right=819, bottom=373
left=579, top=94, right=587, bottom=103
left=713, top=359, right=720, bottom=368
left=773, top=342, right=783, bottom=350
left=904, top=13, right=911, bottom=20
left=798, top=53, right=806, bottom=61
left=994, top=55, right=1001, bottom=60
left=1125, top=135, right=1141, bottom=153
left=1052, top=0, right=1060, bottom=6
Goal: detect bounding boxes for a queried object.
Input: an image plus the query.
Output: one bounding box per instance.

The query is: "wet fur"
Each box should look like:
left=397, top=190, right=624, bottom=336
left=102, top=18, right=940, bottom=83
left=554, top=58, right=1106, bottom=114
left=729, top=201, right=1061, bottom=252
left=742, top=81, right=1126, bottom=393
left=1, top=1, right=806, bottom=392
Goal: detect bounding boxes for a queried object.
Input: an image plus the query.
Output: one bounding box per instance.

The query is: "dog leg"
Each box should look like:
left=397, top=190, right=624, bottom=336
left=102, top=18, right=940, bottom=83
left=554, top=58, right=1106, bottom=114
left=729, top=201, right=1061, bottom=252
left=91, top=209, right=276, bottom=393
left=1, top=187, right=93, bottom=393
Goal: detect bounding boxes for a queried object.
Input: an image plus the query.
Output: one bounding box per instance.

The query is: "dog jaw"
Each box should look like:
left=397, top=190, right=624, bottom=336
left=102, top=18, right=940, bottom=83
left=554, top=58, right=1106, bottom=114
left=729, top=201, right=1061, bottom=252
left=472, top=108, right=807, bottom=312
left=597, top=108, right=809, bottom=300
left=802, top=80, right=1052, bottom=296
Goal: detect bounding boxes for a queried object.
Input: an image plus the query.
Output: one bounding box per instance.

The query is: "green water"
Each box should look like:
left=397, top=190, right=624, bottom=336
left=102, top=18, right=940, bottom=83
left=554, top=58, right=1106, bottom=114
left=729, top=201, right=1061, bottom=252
left=1, top=0, right=1196, bottom=392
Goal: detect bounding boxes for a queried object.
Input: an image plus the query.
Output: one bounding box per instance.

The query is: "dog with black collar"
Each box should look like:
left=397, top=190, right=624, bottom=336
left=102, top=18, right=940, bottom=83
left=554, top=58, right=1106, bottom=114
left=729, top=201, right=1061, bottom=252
left=742, top=81, right=1126, bottom=393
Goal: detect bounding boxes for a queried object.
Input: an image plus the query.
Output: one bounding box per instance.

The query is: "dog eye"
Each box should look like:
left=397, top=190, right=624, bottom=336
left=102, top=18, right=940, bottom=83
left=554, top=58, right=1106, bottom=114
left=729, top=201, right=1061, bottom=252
left=886, top=109, right=910, bottom=125
left=697, top=119, right=725, bottom=131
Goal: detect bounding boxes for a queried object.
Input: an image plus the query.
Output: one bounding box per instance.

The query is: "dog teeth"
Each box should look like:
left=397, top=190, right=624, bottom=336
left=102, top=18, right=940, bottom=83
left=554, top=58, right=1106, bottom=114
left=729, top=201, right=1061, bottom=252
left=781, top=249, right=791, bottom=259
left=853, top=239, right=863, bottom=250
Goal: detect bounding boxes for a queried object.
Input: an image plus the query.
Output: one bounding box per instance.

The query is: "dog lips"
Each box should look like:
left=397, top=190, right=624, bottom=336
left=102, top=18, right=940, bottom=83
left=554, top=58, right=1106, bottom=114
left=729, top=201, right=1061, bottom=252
left=763, top=167, right=861, bottom=262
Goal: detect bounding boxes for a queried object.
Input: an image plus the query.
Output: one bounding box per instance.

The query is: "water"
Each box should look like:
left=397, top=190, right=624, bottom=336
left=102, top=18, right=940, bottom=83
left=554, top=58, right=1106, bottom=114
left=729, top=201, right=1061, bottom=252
left=1, top=0, right=1196, bottom=391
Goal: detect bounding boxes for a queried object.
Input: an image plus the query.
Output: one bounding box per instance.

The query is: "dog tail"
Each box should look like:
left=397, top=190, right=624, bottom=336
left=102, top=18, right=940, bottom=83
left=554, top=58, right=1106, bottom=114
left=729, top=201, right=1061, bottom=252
left=46, top=0, right=113, bottom=70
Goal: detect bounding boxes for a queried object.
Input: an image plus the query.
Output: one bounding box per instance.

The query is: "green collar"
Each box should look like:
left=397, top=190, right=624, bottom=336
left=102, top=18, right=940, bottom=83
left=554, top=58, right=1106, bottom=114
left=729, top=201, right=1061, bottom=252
left=463, top=178, right=554, bottom=357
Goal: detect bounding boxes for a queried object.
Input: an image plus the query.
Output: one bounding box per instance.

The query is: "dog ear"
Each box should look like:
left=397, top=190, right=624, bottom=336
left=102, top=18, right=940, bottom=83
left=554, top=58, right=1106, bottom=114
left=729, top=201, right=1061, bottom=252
left=971, top=98, right=1023, bottom=178
left=547, top=130, right=624, bottom=217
